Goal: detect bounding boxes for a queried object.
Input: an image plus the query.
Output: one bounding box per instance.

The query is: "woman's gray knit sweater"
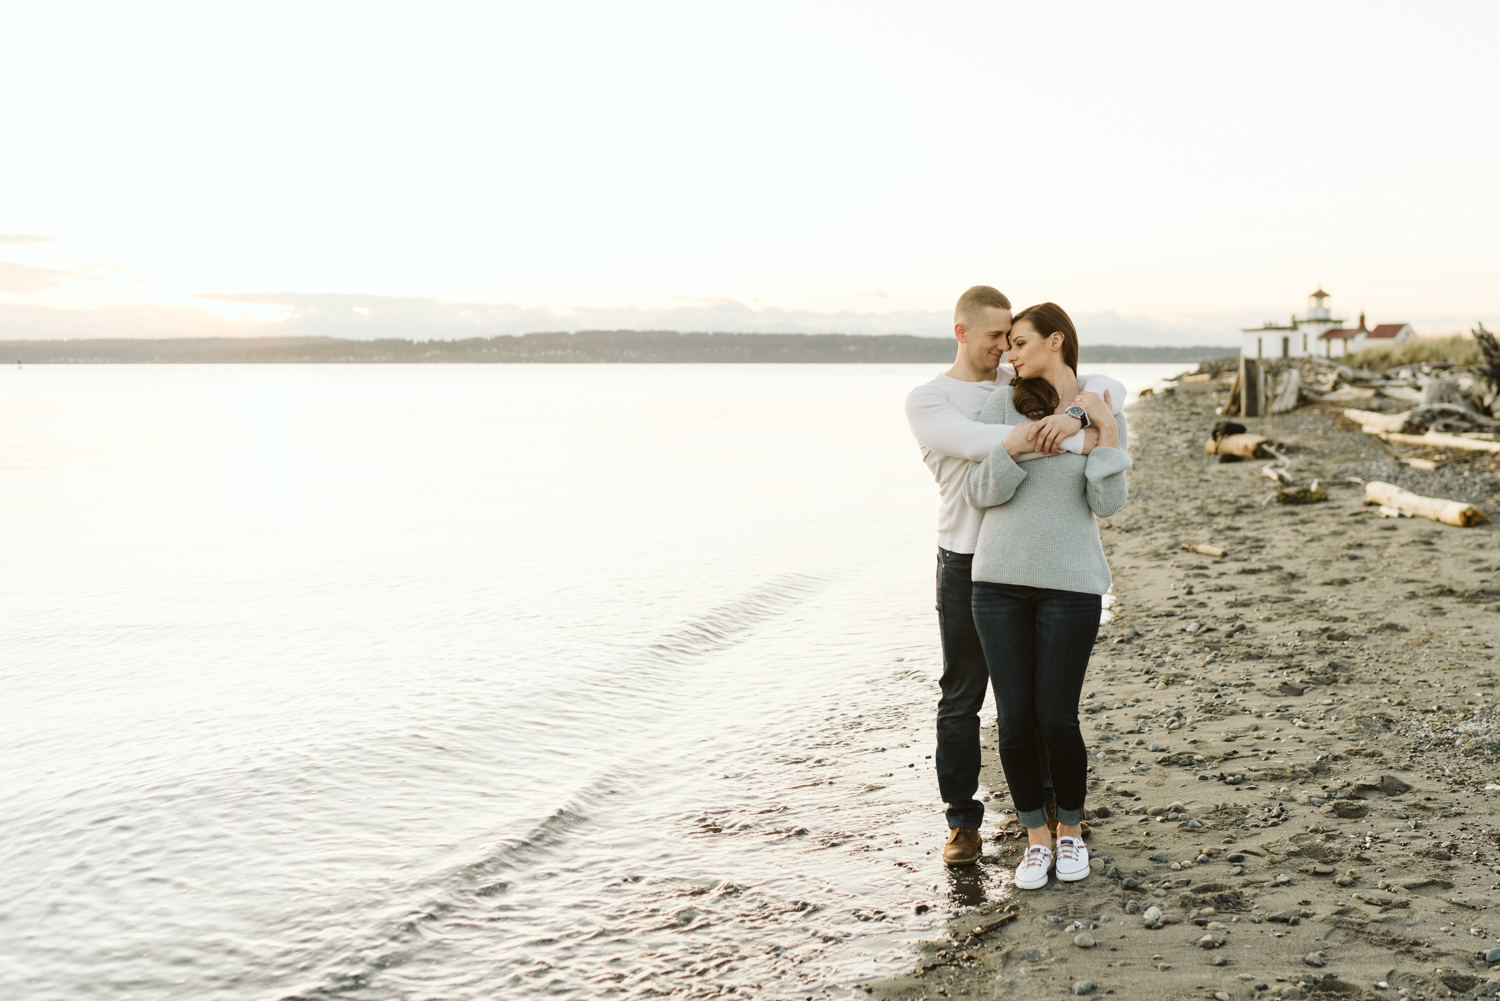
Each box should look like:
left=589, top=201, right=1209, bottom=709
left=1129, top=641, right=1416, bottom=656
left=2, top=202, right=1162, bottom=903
left=963, top=385, right=1132, bottom=595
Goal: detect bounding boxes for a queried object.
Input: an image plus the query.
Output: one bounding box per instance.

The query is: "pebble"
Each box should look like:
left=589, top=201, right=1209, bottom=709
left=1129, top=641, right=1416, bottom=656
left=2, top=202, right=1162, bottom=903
left=1486, top=947, right=1500, bottom=963
left=1215, top=993, right=1232, bottom=1001
left=1125, top=900, right=1141, bottom=914
left=1123, top=877, right=1139, bottom=889
left=1073, top=981, right=1095, bottom=996
left=1226, top=853, right=1245, bottom=863
left=1228, top=866, right=1244, bottom=876
left=1074, top=932, right=1096, bottom=948
left=1150, top=850, right=1168, bottom=862
left=1197, top=934, right=1221, bottom=949
left=1305, top=951, right=1327, bottom=967
left=1157, top=962, right=1171, bottom=971
left=1209, top=955, right=1228, bottom=966
left=1280, top=988, right=1303, bottom=1000
left=1142, top=905, right=1162, bottom=926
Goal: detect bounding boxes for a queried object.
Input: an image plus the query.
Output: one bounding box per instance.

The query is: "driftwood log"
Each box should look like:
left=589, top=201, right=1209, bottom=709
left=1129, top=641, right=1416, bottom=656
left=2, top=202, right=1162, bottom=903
left=1205, top=433, right=1270, bottom=458
left=1344, top=406, right=1500, bottom=435
left=1365, top=481, right=1485, bottom=527
left=1358, top=431, right=1439, bottom=470
left=1345, top=408, right=1408, bottom=433
left=1182, top=542, right=1226, bottom=558
left=1380, top=431, right=1500, bottom=454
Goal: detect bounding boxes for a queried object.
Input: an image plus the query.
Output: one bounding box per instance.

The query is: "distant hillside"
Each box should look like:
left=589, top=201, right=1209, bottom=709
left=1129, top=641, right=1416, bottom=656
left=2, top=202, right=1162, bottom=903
left=1082, top=345, right=1238, bottom=363
left=0, top=331, right=1239, bottom=364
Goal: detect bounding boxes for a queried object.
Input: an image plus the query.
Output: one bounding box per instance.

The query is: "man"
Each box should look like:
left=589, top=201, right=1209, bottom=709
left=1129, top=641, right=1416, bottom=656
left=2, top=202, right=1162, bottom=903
left=905, top=285, right=1126, bottom=866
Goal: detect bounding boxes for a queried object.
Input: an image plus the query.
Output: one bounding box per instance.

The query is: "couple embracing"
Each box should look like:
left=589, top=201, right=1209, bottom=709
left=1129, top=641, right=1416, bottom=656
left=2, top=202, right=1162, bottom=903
left=905, top=286, right=1131, bottom=891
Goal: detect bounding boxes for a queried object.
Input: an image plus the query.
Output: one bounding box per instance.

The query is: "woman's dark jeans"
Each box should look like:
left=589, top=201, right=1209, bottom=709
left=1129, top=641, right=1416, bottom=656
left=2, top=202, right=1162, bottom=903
left=972, top=581, right=1100, bottom=829
left=934, top=550, right=1054, bottom=829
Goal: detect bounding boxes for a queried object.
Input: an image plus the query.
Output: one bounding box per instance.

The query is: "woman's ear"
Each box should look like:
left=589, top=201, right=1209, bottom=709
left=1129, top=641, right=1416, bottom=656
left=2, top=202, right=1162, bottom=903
left=1050, top=332, right=1064, bottom=352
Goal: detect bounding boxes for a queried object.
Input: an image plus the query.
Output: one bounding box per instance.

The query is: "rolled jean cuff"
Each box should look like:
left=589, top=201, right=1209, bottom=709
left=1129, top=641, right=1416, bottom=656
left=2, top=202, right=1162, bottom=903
left=1018, top=807, right=1048, bottom=829
left=1055, top=807, right=1083, bottom=827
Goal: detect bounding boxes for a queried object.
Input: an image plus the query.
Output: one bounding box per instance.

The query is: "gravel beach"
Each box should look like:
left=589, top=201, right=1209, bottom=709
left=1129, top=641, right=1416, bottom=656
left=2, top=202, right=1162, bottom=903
left=870, top=377, right=1500, bottom=1001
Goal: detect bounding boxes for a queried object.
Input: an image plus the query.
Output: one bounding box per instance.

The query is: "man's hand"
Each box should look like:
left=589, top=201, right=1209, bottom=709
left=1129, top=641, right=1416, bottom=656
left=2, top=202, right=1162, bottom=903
left=1025, top=413, right=1083, bottom=455
left=1003, top=423, right=1036, bottom=459
left=1078, top=426, right=1102, bottom=455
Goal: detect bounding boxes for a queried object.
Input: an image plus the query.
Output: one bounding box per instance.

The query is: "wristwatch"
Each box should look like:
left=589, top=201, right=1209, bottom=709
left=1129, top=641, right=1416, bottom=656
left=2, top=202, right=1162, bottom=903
left=1065, top=404, right=1091, bottom=428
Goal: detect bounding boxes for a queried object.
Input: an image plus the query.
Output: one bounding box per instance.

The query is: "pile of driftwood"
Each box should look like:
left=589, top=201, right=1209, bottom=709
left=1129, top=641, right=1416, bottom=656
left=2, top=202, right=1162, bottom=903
left=1221, top=322, right=1500, bottom=421
left=1209, top=324, right=1500, bottom=527
left=1336, top=325, right=1500, bottom=481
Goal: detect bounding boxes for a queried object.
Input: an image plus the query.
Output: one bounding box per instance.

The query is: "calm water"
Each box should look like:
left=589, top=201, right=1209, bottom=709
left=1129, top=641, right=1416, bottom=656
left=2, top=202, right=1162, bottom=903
left=0, top=363, right=1183, bottom=1001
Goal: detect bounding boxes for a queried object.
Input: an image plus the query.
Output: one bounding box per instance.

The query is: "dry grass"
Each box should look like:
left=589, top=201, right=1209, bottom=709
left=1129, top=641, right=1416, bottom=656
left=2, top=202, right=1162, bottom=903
left=1343, top=334, right=1479, bottom=371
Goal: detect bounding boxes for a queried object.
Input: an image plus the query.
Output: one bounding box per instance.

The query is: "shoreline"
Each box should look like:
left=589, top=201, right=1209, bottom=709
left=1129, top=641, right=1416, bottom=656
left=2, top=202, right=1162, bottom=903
left=870, top=379, right=1500, bottom=1001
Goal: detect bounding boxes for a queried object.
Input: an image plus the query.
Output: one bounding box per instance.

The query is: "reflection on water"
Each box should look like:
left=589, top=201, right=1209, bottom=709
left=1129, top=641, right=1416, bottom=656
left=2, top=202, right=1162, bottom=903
left=0, top=363, right=1182, bottom=1000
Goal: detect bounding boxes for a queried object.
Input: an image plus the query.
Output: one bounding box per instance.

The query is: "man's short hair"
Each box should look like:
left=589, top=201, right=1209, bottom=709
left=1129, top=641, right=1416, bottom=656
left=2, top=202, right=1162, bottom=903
left=954, top=285, right=1012, bottom=329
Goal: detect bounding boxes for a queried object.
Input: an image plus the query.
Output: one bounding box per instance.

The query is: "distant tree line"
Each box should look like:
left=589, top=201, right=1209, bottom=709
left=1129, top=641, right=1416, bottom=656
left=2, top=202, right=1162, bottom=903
left=1, top=331, right=1237, bottom=364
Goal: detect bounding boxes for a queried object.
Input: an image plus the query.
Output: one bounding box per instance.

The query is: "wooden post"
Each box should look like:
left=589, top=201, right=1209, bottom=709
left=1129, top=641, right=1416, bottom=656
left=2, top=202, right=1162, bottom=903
left=1239, top=357, right=1262, bottom=417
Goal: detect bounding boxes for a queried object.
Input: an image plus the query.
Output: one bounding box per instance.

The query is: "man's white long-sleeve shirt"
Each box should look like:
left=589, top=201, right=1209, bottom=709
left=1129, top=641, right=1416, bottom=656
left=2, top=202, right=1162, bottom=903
left=905, top=369, right=1127, bottom=553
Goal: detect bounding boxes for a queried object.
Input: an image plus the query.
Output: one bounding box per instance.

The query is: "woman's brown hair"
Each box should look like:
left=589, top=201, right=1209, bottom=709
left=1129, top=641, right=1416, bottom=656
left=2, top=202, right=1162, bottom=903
left=1008, top=302, right=1079, bottom=419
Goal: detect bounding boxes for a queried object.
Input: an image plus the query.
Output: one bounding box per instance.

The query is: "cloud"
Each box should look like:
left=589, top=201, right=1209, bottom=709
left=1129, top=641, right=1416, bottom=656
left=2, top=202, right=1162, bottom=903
left=0, top=302, right=267, bottom=338
left=0, top=233, right=59, bottom=245
left=0, top=262, right=71, bottom=294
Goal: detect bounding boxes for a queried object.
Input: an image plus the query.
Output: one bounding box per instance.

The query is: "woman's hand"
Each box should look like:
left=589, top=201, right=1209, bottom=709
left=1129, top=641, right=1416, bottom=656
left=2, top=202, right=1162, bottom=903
left=1072, top=389, right=1118, bottom=448
left=1003, top=422, right=1036, bottom=459
left=1026, top=413, right=1083, bottom=454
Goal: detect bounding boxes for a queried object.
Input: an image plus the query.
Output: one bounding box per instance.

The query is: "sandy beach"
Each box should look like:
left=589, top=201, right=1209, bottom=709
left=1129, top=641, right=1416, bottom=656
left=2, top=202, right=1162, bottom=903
left=871, top=376, right=1500, bottom=1001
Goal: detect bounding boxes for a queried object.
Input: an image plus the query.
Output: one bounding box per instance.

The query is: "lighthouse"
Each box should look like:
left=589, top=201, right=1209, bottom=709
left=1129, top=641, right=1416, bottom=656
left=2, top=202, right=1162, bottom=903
left=1240, top=287, right=1344, bottom=359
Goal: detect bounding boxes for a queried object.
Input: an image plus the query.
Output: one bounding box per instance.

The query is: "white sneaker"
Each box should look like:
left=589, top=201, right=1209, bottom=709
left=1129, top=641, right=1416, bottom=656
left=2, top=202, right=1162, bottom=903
left=1014, top=844, right=1053, bottom=890
left=1055, top=836, right=1090, bottom=882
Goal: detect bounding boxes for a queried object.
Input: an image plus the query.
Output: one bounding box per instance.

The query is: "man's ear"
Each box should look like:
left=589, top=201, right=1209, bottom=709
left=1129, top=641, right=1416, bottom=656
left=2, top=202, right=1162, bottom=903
left=954, top=323, right=968, bottom=344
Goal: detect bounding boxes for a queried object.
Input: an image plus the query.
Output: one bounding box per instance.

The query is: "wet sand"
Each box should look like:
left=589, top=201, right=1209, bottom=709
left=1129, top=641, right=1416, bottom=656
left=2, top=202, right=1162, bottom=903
left=870, top=378, right=1500, bottom=1001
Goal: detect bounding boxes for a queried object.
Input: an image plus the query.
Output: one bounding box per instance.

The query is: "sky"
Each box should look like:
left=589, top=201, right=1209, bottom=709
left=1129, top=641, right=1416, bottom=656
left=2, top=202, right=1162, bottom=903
left=2, top=1, right=1497, bottom=344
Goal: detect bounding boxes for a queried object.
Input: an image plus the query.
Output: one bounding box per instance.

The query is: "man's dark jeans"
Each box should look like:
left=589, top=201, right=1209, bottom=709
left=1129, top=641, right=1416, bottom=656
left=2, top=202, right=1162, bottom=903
left=935, top=550, right=1053, bottom=830
left=971, top=581, right=1100, bottom=830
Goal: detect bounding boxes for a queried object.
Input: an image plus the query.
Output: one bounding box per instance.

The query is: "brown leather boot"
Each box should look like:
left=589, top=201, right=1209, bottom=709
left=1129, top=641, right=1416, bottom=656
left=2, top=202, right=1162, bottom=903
left=943, top=826, right=982, bottom=866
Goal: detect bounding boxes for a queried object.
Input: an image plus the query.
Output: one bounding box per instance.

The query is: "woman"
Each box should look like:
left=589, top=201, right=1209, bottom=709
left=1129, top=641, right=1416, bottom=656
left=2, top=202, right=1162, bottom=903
left=963, top=302, right=1130, bottom=890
